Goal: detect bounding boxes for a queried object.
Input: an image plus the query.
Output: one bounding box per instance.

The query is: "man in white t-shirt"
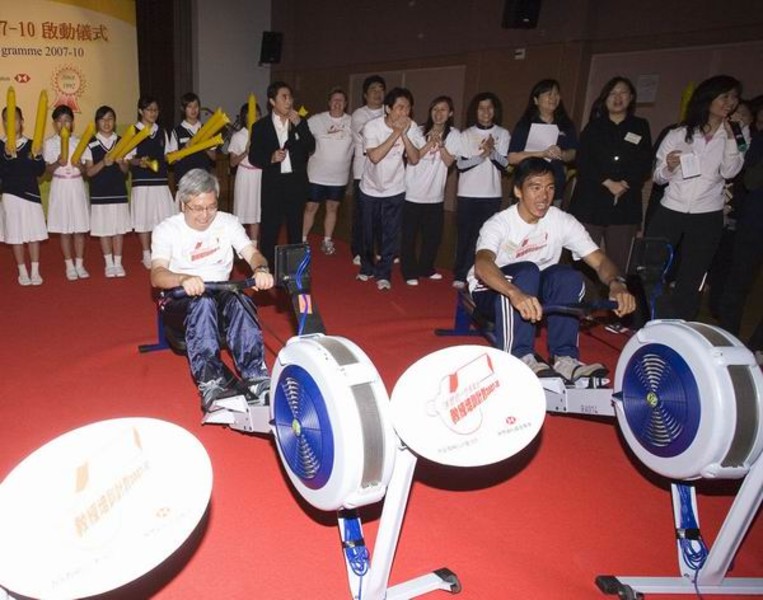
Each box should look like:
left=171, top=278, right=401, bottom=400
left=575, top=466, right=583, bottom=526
left=350, top=75, right=386, bottom=263
left=151, top=169, right=275, bottom=410
left=469, top=157, right=635, bottom=382
left=304, top=87, right=354, bottom=255
left=358, top=87, right=425, bottom=290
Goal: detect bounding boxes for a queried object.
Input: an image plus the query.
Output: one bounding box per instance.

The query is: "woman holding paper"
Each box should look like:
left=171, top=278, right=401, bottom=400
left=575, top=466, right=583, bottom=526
left=646, top=75, right=749, bottom=320
left=228, top=101, right=263, bottom=242
left=127, top=95, right=175, bottom=269
left=83, top=105, right=131, bottom=278
left=508, top=79, right=577, bottom=206
left=568, top=76, right=652, bottom=276
left=43, top=105, right=90, bottom=280
left=1, top=105, right=48, bottom=285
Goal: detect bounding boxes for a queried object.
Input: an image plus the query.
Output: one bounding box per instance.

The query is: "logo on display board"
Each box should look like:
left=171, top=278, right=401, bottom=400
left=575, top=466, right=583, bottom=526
left=426, top=353, right=500, bottom=435
left=14, top=73, right=31, bottom=83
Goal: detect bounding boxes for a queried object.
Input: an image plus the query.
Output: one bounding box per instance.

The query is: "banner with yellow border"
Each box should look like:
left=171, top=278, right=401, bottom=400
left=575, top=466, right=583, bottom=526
left=1, top=0, right=139, bottom=207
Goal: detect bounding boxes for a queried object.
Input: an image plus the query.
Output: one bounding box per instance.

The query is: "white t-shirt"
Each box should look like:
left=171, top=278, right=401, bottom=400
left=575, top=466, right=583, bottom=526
left=359, top=116, right=425, bottom=198
left=653, top=125, right=747, bottom=214
left=151, top=211, right=253, bottom=282
left=351, top=105, right=384, bottom=179
left=456, top=125, right=511, bottom=198
left=404, top=127, right=460, bottom=204
left=467, top=205, right=598, bottom=291
left=228, top=127, right=254, bottom=168
left=307, top=111, right=353, bottom=186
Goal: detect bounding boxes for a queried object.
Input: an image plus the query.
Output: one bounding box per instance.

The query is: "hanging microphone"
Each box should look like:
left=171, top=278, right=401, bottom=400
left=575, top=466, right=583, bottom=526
left=729, top=121, right=748, bottom=152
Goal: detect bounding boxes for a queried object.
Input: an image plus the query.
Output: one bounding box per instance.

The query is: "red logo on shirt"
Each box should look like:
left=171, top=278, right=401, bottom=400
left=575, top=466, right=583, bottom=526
left=190, top=239, right=221, bottom=261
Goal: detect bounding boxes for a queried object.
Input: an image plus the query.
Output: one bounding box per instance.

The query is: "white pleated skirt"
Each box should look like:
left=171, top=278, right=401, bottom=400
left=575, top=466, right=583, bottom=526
left=91, top=203, right=132, bottom=237
left=233, top=165, right=262, bottom=224
left=2, top=193, right=49, bottom=244
left=47, top=176, right=90, bottom=234
left=131, top=185, right=175, bottom=232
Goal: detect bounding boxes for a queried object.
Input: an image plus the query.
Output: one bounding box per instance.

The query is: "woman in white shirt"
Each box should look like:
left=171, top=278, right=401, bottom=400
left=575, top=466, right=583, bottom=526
left=401, top=96, right=459, bottom=285
left=647, top=75, right=748, bottom=320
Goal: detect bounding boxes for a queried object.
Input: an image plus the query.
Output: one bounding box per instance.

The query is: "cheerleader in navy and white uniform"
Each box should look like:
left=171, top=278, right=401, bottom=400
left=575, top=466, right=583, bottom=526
left=169, top=92, right=215, bottom=186
left=43, top=105, right=90, bottom=280
left=1, top=106, right=48, bottom=286
left=228, top=102, right=263, bottom=243
left=83, top=105, right=131, bottom=278
left=127, top=95, right=175, bottom=269
left=453, top=92, right=510, bottom=288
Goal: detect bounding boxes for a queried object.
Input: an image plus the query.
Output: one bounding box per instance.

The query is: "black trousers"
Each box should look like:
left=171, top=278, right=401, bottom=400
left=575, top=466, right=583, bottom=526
left=400, top=201, right=443, bottom=280
left=453, top=196, right=501, bottom=282
left=646, top=205, right=723, bottom=320
left=719, top=197, right=763, bottom=338
left=260, top=174, right=307, bottom=268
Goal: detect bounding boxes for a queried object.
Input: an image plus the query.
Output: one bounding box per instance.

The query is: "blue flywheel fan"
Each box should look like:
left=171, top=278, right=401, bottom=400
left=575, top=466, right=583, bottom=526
left=270, top=335, right=397, bottom=512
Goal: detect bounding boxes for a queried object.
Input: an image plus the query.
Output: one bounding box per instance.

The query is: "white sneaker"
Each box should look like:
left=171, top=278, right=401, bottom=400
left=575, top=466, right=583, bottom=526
left=452, top=280, right=466, bottom=290
left=18, top=273, right=32, bottom=286
left=352, top=255, right=361, bottom=266
left=66, top=266, right=78, bottom=281
left=113, top=264, right=126, bottom=277
left=30, top=273, right=43, bottom=285
left=393, top=257, right=400, bottom=264
left=520, top=354, right=555, bottom=377
left=552, top=356, right=608, bottom=383
left=75, top=265, right=90, bottom=279
left=428, top=272, right=443, bottom=280
left=105, top=266, right=117, bottom=278
left=142, top=256, right=152, bottom=270
left=356, top=273, right=372, bottom=282
left=405, top=279, right=419, bottom=286
left=377, top=279, right=391, bottom=291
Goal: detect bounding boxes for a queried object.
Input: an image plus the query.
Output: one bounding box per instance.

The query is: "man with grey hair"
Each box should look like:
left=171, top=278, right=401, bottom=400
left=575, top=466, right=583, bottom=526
left=151, top=168, right=274, bottom=411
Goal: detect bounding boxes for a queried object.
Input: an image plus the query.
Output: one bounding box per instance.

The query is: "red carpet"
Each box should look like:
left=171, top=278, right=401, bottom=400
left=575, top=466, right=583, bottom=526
left=1, top=234, right=761, bottom=600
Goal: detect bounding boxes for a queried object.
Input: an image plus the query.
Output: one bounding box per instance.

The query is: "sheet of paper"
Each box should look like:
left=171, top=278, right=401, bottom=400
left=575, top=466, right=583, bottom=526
left=525, top=123, right=559, bottom=152
left=680, top=152, right=701, bottom=179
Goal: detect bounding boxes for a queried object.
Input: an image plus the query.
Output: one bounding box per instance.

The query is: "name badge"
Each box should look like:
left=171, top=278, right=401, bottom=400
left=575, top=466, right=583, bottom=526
left=624, top=132, right=642, bottom=145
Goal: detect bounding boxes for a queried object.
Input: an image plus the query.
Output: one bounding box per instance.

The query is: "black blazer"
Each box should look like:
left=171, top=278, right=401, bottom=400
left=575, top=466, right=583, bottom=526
left=248, top=114, right=315, bottom=182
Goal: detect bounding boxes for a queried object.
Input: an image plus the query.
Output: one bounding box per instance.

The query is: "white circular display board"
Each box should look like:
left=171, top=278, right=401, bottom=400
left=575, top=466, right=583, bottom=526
left=0, top=418, right=213, bottom=600
left=390, top=346, right=545, bottom=467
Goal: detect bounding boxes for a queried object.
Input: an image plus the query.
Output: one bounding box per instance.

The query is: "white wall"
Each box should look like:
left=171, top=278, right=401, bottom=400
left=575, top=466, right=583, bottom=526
left=192, top=0, right=271, bottom=121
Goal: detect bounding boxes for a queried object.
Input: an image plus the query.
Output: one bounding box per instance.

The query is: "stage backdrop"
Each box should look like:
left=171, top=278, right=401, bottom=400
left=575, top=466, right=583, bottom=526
left=1, top=0, right=139, bottom=206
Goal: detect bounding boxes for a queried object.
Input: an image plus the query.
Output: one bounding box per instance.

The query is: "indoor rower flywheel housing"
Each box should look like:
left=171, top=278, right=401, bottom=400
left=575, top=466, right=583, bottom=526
left=614, top=320, right=763, bottom=481
left=270, top=334, right=397, bottom=511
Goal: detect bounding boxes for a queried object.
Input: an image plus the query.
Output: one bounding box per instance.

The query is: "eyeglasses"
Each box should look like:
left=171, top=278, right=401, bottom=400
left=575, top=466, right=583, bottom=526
left=186, top=203, right=218, bottom=214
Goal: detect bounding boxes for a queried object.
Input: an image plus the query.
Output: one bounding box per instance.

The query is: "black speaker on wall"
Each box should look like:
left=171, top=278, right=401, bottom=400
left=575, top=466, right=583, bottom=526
left=502, top=0, right=542, bottom=29
left=259, top=31, right=283, bottom=64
